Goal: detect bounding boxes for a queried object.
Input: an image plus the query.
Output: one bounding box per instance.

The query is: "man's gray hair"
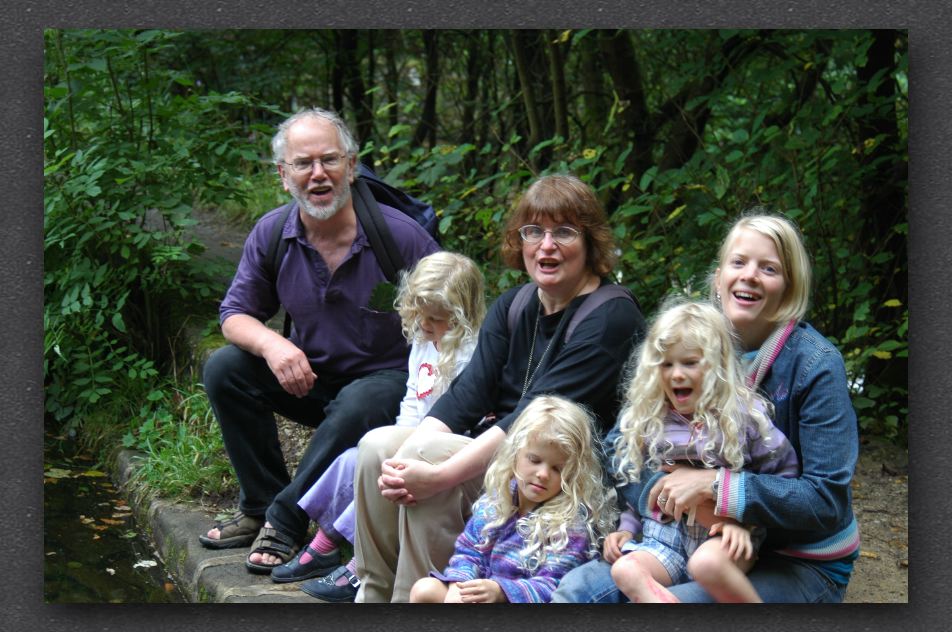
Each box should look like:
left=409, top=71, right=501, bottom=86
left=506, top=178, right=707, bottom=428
left=271, top=107, right=359, bottom=165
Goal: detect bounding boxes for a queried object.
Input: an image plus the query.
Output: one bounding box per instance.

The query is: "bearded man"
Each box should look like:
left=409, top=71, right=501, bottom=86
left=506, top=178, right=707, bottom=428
left=198, top=108, right=439, bottom=574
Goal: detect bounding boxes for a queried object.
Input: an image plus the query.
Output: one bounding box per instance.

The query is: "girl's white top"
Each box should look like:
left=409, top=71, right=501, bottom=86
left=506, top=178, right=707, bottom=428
left=395, top=338, right=477, bottom=427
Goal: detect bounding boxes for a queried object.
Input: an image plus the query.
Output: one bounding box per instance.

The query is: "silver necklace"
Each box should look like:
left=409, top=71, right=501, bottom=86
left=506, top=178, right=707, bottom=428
left=522, top=301, right=566, bottom=396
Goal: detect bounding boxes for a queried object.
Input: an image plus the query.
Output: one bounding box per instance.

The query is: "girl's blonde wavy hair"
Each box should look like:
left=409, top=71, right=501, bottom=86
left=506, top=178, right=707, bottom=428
left=395, top=251, right=486, bottom=394
left=613, top=299, right=776, bottom=483
left=481, top=395, right=618, bottom=571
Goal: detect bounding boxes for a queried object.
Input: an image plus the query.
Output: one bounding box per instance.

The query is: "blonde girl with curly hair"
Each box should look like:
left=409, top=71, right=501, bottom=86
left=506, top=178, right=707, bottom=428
left=274, top=252, right=486, bottom=599
left=607, top=300, right=799, bottom=603
left=410, top=395, right=617, bottom=603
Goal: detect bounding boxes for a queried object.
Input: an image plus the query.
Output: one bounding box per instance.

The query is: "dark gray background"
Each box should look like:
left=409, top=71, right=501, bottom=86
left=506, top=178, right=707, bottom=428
left=4, top=1, right=938, bottom=629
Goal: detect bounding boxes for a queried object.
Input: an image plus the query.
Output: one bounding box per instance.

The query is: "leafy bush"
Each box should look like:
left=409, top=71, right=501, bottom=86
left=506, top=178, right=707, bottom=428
left=44, top=29, right=256, bottom=432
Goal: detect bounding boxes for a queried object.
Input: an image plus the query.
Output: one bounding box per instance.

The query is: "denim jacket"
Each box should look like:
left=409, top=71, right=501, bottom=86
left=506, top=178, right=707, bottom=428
left=611, top=322, right=859, bottom=565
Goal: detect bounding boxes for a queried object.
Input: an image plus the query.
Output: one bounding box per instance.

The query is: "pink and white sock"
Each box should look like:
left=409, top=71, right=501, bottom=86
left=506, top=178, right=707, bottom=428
left=299, top=529, right=338, bottom=564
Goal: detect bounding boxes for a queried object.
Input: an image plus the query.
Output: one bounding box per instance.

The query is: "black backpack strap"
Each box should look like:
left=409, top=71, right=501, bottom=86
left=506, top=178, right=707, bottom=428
left=565, top=284, right=637, bottom=343
left=507, top=283, right=538, bottom=336
left=352, top=176, right=404, bottom=284
left=358, top=163, right=439, bottom=240
left=263, top=203, right=296, bottom=338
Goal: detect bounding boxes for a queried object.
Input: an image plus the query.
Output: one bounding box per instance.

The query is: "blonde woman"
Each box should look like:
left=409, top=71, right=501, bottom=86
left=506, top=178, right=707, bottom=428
left=554, top=212, right=860, bottom=604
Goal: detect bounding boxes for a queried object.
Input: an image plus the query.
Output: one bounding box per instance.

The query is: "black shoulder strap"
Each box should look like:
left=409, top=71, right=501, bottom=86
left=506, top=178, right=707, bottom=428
left=265, top=202, right=296, bottom=282
left=352, top=177, right=404, bottom=284
left=507, top=283, right=538, bottom=335
left=263, top=203, right=296, bottom=338
left=565, top=284, right=636, bottom=343
left=506, top=282, right=637, bottom=344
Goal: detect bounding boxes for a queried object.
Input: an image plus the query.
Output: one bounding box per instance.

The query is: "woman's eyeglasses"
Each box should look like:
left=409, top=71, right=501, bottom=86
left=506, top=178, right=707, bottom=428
left=518, top=225, right=581, bottom=245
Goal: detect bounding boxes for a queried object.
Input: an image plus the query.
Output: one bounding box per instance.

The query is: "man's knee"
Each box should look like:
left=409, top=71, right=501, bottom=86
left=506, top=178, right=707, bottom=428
left=203, top=344, right=254, bottom=402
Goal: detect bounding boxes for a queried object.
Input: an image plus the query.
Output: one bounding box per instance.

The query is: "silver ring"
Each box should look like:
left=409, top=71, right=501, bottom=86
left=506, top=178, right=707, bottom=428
left=658, top=495, right=668, bottom=504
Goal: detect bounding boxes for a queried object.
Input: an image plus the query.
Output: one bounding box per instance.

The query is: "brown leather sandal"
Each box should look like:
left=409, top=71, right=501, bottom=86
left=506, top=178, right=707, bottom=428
left=197, top=511, right=265, bottom=549
left=245, top=526, right=301, bottom=574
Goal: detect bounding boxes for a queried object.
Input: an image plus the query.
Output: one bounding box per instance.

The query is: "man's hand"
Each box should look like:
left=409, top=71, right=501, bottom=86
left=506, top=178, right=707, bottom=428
left=709, top=521, right=754, bottom=561
left=457, top=579, right=507, bottom=603
left=602, top=530, right=634, bottom=564
left=262, top=336, right=317, bottom=397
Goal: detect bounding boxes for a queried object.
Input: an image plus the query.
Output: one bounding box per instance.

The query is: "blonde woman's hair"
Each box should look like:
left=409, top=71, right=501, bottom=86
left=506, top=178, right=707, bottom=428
left=712, top=210, right=813, bottom=323
left=395, top=251, right=486, bottom=393
left=613, top=299, right=777, bottom=483
left=481, top=395, right=617, bottom=571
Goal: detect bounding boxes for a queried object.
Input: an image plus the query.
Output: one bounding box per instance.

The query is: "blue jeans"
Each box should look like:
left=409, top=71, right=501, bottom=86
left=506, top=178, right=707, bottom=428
left=550, top=553, right=848, bottom=603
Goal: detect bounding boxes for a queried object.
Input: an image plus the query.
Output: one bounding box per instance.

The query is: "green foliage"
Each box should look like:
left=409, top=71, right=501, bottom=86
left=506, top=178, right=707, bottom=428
left=45, top=27, right=908, bottom=501
left=44, top=29, right=253, bottom=431
left=123, top=383, right=235, bottom=500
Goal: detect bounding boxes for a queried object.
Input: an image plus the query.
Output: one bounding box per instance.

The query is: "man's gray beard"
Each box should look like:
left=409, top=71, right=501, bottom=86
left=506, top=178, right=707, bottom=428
left=292, top=180, right=352, bottom=221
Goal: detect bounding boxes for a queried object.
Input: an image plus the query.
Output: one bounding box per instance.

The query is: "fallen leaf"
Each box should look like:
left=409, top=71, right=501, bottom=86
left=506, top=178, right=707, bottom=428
left=899, top=560, right=908, bottom=568
left=133, top=560, right=158, bottom=569
left=859, top=551, right=879, bottom=559
left=100, top=518, right=125, bottom=526
left=164, top=582, right=176, bottom=592
left=120, top=531, right=137, bottom=540
left=106, top=568, right=116, bottom=575
left=114, top=504, right=131, bottom=512
left=80, top=517, right=95, bottom=525
left=92, top=534, right=100, bottom=540
left=46, top=551, right=57, bottom=556
left=44, top=468, right=73, bottom=479
left=80, top=469, right=107, bottom=478
left=67, top=561, right=83, bottom=569
left=91, top=524, right=108, bottom=532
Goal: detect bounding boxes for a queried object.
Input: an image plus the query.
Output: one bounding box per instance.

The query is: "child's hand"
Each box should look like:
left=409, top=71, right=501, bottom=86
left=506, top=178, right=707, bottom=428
left=602, top=530, right=634, bottom=563
left=457, top=579, right=507, bottom=603
left=444, top=582, right=464, bottom=603
left=709, top=521, right=754, bottom=561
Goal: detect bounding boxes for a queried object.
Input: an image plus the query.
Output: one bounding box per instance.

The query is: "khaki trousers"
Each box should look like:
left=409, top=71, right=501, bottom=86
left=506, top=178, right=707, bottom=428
left=353, top=426, right=483, bottom=602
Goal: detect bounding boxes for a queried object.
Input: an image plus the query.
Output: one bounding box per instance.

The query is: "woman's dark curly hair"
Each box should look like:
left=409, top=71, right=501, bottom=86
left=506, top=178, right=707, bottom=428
left=501, top=174, right=616, bottom=277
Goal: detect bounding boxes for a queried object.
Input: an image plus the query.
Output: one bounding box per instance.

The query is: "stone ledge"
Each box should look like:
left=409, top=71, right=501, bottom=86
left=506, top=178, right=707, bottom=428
left=114, top=449, right=325, bottom=603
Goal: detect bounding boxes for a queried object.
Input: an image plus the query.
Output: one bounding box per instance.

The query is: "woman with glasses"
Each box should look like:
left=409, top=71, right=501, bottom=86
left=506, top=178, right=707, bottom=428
left=340, top=174, right=646, bottom=603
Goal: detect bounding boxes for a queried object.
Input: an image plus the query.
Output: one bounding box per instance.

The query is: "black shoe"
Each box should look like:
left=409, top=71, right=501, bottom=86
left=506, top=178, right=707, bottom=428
left=300, top=565, right=360, bottom=602
left=271, top=545, right=341, bottom=583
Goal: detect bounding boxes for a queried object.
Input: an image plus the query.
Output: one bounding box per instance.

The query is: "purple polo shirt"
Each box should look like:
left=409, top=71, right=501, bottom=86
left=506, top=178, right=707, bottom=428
left=220, top=201, right=440, bottom=378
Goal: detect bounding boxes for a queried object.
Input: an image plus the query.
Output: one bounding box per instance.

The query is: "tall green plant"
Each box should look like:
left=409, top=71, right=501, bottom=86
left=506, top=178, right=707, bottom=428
left=44, top=29, right=256, bottom=430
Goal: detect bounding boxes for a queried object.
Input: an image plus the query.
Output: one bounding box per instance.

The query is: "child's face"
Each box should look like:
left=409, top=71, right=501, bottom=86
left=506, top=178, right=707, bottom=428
left=419, top=307, right=452, bottom=345
left=514, top=438, right=566, bottom=514
left=661, top=341, right=705, bottom=417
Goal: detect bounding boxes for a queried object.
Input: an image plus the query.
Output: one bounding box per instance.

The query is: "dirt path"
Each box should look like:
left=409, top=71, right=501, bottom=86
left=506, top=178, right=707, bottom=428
left=844, top=437, right=908, bottom=602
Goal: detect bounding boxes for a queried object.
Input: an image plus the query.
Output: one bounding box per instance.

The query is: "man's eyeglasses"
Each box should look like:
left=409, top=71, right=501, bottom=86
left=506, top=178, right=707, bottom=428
left=283, top=153, right=347, bottom=174
left=518, top=225, right=581, bottom=245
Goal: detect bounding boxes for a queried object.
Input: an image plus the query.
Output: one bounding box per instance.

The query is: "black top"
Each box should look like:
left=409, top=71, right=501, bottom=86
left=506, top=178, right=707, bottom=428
left=428, top=281, right=646, bottom=438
